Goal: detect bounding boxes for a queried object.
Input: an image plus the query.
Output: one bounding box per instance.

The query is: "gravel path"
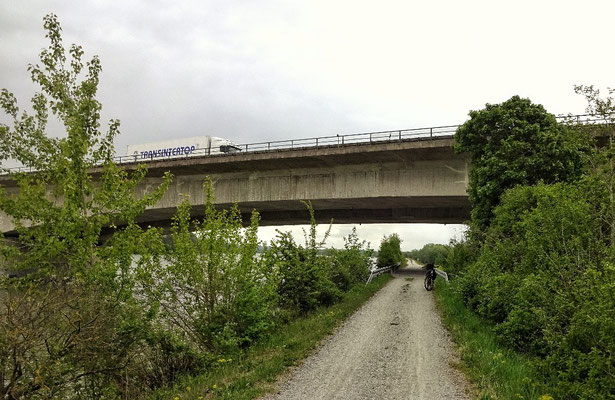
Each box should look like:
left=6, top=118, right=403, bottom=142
left=262, top=262, right=470, bottom=400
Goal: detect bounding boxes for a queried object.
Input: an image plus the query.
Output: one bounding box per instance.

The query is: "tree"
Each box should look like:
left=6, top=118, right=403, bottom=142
left=136, top=178, right=276, bottom=351
left=454, top=95, right=591, bottom=229
left=328, top=227, right=373, bottom=290
left=377, top=234, right=404, bottom=269
left=447, top=87, right=615, bottom=398
left=574, top=85, right=615, bottom=247
left=0, top=15, right=169, bottom=398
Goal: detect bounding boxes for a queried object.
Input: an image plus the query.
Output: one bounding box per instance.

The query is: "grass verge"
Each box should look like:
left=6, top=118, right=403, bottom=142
left=150, top=274, right=392, bottom=400
left=433, top=280, right=553, bottom=400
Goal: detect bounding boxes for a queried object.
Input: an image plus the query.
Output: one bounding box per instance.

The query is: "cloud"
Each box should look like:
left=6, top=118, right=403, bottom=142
left=3, top=0, right=607, bottom=152
left=1, top=0, right=610, bottom=245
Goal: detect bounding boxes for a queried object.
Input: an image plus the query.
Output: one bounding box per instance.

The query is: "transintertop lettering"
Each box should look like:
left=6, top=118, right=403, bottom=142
left=140, top=145, right=197, bottom=159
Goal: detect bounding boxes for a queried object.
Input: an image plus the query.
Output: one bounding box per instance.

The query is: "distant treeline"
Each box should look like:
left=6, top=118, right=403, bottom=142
left=406, top=243, right=450, bottom=266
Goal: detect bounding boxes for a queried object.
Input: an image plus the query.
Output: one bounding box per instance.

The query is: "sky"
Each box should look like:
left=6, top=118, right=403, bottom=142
left=1, top=0, right=613, bottom=250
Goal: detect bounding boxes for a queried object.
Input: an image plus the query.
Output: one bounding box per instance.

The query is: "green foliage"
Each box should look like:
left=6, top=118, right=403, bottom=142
left=376, top=233, right=404, bottom=269
left=445, top=88, right=615, bottom=399
left=434, top=279, right=547, bottom=400
left=149, top=275, right=392, bottom=400
left=328, top=227, right=373, bottom=291
left=442, top=239, right=478, bottom=278
left=0, top=15, right=170, bottom=399
left=137, top=178, right=277, bottom=357
left=264, top=203, right=341, bottom=314
left=574, top=85, right=615, bottom=120
left=454, top=95, right=591, bottom=229
left=0, top=14, right=388, bottom=400
left=131, top=328, right=211, bottom=392
left=452, top=177, right=615, bottom=398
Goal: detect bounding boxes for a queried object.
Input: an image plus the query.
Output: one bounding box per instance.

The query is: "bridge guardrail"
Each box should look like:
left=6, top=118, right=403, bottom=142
left=434, top=268, right=449, bottom=283
left=366, top=267, right=391, bottom=284
left=1, top=113, right=611, bottom=175
left=366, top=263, right=401, bottom=284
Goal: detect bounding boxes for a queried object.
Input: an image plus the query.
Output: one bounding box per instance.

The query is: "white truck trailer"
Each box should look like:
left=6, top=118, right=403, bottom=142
left=125, top=136, right=241, bottom=161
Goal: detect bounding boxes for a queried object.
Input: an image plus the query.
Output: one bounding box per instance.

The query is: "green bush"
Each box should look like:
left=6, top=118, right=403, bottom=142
left=265, top=204, right=342, bottom=314
left=266, top=230, right=341, bottom=313
left=131, top=329, right=211, bottom=391
left=452, top=177, right=615, bottom=398
left=137, top=179, right=278, bottom=358
left=328, top=227, right=373, bottom=290
left=442, top=239, right=477, bottom=277
left=377, top=234, right=404, bottom=269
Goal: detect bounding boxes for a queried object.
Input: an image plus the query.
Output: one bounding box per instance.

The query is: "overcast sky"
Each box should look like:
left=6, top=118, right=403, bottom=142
left=1, top=0, right=613, bottom=250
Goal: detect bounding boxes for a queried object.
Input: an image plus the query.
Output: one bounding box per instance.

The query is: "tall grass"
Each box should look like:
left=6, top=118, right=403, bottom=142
left=433, top=280, right=554, bottom=400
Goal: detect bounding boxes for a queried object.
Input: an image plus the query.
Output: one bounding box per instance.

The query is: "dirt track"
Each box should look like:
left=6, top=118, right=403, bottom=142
left=262, top=262, right=470, bottom=400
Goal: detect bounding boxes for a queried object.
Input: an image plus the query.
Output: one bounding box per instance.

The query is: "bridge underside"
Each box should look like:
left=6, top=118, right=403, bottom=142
left=135, top=196, right=470, bottom=229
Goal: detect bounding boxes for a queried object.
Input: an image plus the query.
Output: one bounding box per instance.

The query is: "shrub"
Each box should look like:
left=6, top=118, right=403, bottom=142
left=265, top=203, right=341, bottom=313
left=454, top=177, right=615, bottom=397
left=136, top=179, right=277, bottom=358
left=377, top=234, right=404, bottom=269
left=328, top=227, right=373, bottom=290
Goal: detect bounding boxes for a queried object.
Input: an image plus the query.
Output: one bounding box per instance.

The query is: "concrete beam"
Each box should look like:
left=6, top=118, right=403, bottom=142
left=1, top=137, right=471, bottom=233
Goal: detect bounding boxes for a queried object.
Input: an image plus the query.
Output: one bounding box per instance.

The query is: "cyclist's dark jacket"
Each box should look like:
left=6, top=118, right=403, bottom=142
left=425, top=263, right=436, bottom=279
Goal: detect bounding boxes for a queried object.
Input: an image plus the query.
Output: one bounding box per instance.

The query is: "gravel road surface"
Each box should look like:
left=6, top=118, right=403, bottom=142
left=263, top=262, right=470, bottom=400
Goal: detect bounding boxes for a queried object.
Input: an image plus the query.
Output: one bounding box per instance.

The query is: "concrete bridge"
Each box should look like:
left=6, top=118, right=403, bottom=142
left=2, top=113, right=612, bottom=233
left=0, top=135, right=470, bottom=233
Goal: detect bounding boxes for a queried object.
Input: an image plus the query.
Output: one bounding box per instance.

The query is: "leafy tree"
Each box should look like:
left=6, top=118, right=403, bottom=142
left=574, top=85, right=615, bottom=247
left=328, top=227, right=373, bottom=290
left=137, top=179, right=275, bottom=349
left=454, top=95, right=591, bottom=229
left=447, top=87, right=615, bottom=398
left=574, top=85, right=615, bottom=121
left=377, top=233, right=404, bottom=269
left=0, top=15, right=169, bottom=398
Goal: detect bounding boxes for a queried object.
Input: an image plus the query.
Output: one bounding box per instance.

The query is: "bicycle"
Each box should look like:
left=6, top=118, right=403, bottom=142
left=424, top=264, right=436, bottom=291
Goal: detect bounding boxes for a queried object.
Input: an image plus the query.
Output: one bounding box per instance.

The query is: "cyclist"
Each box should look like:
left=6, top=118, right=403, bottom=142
left=424, top=263, right=436, bottom=291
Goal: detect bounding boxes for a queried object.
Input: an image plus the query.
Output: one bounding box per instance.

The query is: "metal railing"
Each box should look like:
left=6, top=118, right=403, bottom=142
left=366, top=263, right=400, bottom=284
left=434, top=268, right=449, bottom=283
left=1, top=113, right=611, bottom=175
